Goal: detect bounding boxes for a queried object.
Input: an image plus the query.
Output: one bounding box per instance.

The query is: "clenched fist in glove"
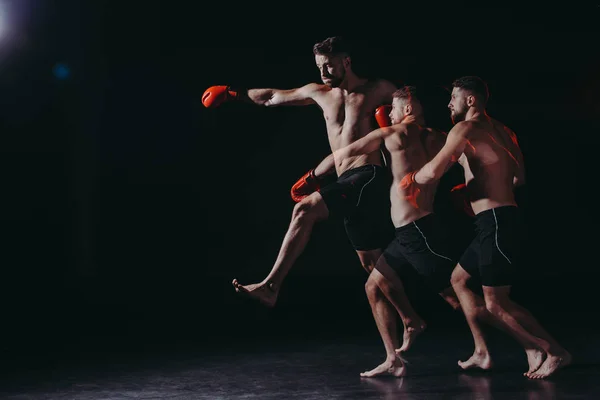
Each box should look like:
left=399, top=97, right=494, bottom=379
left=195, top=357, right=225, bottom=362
left=375, top=105, right=392, bottom=128
left=201, top=86, right=240, bottom=108
left=290, top=169, right=324, bottom=203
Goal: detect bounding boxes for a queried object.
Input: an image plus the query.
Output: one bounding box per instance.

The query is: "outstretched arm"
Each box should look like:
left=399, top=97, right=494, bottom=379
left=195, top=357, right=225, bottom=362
left=413, top=121, right=470, bottom=185
left=202, top=83, right=322, bottom=108
left=243, top=83, right=322, bottom=107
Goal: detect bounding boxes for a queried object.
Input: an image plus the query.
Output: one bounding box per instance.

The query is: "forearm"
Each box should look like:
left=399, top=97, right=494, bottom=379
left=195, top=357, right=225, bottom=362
left=243, top=87, right=312, bottom=107
left=244, top=88, right=276, bottom=106
left=415, top=125, right=467, bottom=185
left=333, top=131, right=384, bottom=163
left=314, top=154, right=337, bottom=177
left=415, top=161, right=445, bottom=185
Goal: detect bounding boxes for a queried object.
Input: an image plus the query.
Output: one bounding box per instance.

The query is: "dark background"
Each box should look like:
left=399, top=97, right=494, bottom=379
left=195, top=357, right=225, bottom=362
left=0, top=1, right=598, bottom=367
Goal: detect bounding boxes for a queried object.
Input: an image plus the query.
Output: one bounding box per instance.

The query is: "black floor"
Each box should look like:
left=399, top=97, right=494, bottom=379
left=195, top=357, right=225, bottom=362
left=0, top=329, right=597, bottom=399
left=0, top=272, right=598, bottom=399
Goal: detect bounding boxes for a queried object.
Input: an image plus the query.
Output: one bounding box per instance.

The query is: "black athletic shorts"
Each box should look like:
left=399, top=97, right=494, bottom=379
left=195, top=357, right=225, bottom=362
left=459, top=205, right=524, bottom=287
left=319, top=164, right=394, bottom=251
left=381, top=213, right=457, bottom=293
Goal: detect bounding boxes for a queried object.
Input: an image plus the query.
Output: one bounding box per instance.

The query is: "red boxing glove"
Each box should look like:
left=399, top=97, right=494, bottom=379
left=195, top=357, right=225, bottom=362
left=399, top=171, right=417, bottom=190
left=398, top=171, right=420, bottom=208
left=375, top=105, right=392, bottom=128
left=290, top=169, right=321, bottom=203
left=450, top=183, right=475, bottom=217
left=201, top=85, right=239, bottom=108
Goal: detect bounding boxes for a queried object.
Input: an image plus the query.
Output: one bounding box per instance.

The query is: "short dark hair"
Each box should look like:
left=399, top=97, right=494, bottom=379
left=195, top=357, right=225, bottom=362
left=452, top=76, right=489, bottom=104
left=313, top=36, right=351, bottom=57
left=393, top=85, right=419, bottom=102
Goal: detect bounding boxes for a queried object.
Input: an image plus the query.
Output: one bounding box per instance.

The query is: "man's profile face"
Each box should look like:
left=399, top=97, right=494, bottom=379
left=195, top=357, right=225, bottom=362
left=390, top=98, right=406, bottom=125
left=315, top=54, right=347, bottom=87
left=448, top=87, right=468, bottom=124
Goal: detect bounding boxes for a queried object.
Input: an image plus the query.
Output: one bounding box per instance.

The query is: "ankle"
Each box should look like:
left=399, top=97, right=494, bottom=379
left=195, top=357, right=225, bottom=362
left=538, top=339, right=552, bottom=353
left=474, top=347, right=489, bottom=356
left=404, top=319, right=425, bottom=330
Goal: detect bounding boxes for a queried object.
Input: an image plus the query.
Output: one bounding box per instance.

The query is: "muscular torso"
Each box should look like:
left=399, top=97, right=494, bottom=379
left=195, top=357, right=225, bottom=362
left=316, top=80, right=392, bottom=175
left=386, top=124, right=446, bottom=227
left=458, top=117, right=521, bottom=214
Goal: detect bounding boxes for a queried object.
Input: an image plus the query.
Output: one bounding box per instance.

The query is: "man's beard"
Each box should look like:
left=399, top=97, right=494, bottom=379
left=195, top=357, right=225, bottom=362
left=324, top=71, right=345, bottom=88
left=451, top=109, right=466, bottom=124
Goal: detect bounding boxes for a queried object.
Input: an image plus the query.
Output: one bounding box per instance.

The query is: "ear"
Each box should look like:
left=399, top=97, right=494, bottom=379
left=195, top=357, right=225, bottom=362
left=466, top=95, right=475, bottom=107
left=404, top=103, right=413, bottom=115
left=343, top=56, right=351, bottom=69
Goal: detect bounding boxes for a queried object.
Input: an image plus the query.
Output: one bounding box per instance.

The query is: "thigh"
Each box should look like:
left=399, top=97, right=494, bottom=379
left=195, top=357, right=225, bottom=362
left=379, top=237, right=417, bottom=285
left=344, top=167, right=394, bottom=251
left=458, top=237, right=481, bottom=280
left=355, top=248, right=383, bottom=274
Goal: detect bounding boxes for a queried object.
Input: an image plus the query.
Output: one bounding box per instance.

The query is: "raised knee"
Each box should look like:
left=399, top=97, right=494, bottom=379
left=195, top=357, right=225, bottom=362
left=292, top=200, right=316, bottom=221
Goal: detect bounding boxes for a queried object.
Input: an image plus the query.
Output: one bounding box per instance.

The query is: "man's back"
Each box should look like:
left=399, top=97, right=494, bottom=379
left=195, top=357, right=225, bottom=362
left=459, top=116, right=524, bottom=214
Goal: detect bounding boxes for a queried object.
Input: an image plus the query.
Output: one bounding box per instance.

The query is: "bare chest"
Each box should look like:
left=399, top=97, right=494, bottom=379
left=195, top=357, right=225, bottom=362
left=320, top=90, right=377, bottom=127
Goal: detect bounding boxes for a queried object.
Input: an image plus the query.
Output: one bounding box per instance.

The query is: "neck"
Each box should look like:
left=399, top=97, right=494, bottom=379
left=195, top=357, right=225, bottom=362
left=466, top=108, right=487, bottom=121
left=340, top=72, right=366, bottom=92
left=414, top=115, right=426, bottom=125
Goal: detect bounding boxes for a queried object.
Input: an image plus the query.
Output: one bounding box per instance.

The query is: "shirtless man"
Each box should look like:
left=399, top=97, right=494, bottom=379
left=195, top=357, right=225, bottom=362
left=202, top=36, right=399, bottom=307
left=400, top=76, right=571, bottom=379
left=333, top=86, right=495, bottom=377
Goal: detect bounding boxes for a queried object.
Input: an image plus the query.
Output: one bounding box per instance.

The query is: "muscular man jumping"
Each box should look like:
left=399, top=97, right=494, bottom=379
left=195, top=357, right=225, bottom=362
left=202, top=36, right=399, bottom=307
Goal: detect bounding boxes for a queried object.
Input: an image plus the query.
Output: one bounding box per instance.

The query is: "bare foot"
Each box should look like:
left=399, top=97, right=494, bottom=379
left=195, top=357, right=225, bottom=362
left=231, top=279, right=278, bottom=308
left=395, top=322, right=427, bottom=353
left=524, top=348, right=546, bottom=376
left=526, top=351, right=572, bottom=379
left=458, top=350, right=493, bottom=370
left=360, top=356, right=406, bottom=378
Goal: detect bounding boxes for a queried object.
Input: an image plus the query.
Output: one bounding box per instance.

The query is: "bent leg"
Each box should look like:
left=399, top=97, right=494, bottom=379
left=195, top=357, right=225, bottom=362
left=372, top=259, right=426, bottom=353
left=360, top=271, right=406, bottom=378
left=503, top=301, right=566, bottom=356
left=232, top=192, right=329, bottom=307
left=450, top=265, right=493, bottom=370
left=483, top=286, right=571, bottom=379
